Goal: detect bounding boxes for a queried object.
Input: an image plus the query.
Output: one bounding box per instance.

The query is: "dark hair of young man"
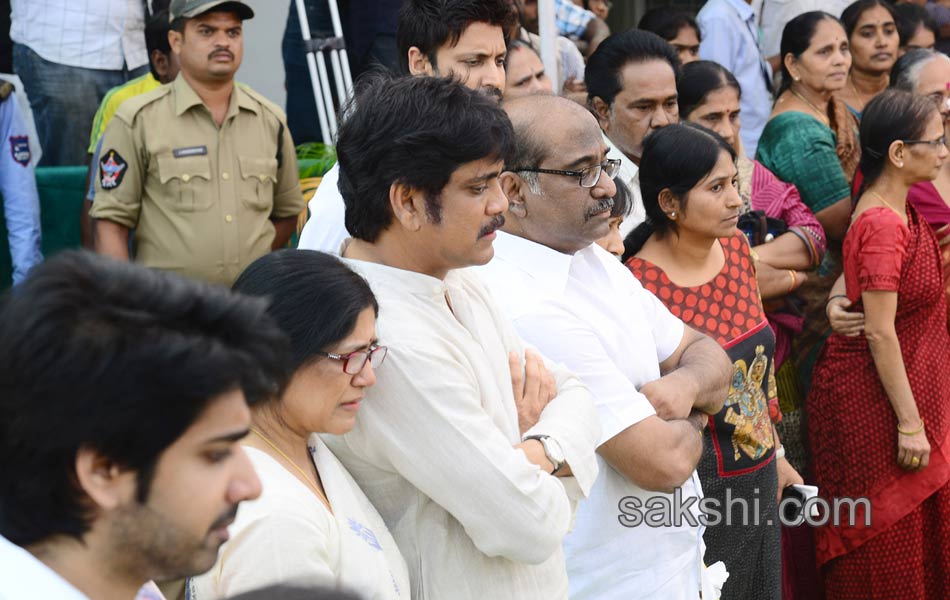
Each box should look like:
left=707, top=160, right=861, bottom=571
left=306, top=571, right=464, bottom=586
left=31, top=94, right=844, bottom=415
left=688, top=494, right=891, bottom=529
left=585, top=29, right=681, bottom=107
left=396, top=0, right=515, bottom=74
left=336, top=74, right=515, bottom=243
left=232, top=249, right=379, bottom=374
left=637, top=8, right=701, bottom=44
left=146, top=9, right=173, bottom=80
left=0, top=251, right=290, bottom=547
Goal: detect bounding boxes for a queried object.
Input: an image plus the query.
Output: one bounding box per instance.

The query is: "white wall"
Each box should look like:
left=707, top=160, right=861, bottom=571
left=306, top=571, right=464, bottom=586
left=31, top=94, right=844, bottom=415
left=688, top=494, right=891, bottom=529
left=237, top=0, right=290, bottom=109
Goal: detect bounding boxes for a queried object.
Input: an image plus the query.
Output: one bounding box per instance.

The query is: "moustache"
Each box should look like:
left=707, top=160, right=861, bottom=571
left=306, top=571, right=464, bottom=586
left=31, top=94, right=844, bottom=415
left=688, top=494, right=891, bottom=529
left=478, top=214, right=506, bottom=238
left=584, top=197, right=615, bottom=222
left=209, top=50, right=234, bottom=60
left=209, top=505, right=239, bottom=532
left=482, top=86, right=503, bottom=102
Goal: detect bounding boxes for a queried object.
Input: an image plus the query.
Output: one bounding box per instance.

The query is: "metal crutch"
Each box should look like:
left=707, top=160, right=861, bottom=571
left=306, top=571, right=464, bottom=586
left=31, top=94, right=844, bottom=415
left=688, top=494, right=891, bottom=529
left=294, top=0, right=355, bottom=145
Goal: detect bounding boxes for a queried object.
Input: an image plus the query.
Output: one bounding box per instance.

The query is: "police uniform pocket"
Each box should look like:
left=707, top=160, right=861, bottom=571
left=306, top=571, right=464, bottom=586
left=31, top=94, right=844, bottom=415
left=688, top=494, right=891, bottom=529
left=238, top=156, right=278, bottom=212
left=157, top=154, right=213, bottom=212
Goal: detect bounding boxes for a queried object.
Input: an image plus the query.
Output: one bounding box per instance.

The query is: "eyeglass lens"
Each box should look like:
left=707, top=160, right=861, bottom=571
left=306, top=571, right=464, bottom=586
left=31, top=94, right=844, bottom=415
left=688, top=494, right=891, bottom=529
left=344, top=346, right=388, bottom=375
left=580, top=161, right=621, bottom=188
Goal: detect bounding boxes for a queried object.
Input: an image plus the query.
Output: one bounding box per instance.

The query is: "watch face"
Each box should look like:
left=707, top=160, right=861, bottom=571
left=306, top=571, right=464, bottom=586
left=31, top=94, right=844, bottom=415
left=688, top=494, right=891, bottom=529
left=544, top=437, right=565, bottom=465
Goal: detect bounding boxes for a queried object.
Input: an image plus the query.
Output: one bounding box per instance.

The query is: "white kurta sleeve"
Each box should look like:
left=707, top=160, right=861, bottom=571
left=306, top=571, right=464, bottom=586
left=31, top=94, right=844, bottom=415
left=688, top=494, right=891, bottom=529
left=339, top=344, right=581, bottom=565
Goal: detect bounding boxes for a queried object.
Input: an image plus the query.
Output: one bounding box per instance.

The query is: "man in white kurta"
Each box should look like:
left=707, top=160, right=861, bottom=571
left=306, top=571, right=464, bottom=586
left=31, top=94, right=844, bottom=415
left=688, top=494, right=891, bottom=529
left=321, top=76, right=600, bottom=600
left=478, top=95, right=732, bottom=599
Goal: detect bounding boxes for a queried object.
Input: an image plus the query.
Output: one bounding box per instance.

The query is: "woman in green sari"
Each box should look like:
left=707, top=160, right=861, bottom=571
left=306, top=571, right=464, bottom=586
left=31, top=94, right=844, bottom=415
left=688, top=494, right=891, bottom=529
left=756, top=12, right=861, bottom=405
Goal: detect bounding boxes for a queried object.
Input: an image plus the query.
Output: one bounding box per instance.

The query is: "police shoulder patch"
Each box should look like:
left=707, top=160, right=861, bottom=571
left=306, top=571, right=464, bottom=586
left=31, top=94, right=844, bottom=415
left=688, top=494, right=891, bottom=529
left=9, top=136, right=29, bottom=167
left=100, top=149, right=128, bottom=190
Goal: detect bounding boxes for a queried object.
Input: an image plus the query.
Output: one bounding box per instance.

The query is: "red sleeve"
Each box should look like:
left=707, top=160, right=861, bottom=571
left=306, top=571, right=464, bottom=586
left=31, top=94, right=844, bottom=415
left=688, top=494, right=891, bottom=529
left=849, top=207, right=910, bottom=293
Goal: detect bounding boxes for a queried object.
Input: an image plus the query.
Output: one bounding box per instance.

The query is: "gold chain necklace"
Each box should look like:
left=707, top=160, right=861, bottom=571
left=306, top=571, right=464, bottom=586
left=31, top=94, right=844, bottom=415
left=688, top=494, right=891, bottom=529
left=250, top=427, right=333, bottom=513
left=868, top=190, right=902, bottom=213
left=789, top=88, right=830, bottom=126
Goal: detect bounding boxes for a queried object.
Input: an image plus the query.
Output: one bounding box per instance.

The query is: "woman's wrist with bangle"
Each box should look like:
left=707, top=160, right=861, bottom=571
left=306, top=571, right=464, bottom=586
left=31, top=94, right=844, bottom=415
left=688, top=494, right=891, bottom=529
left=786, top=270, right=797, bottom=294
left=828, top=294, right=848, bottom=304
left=897, top=418, right=925, bottom=436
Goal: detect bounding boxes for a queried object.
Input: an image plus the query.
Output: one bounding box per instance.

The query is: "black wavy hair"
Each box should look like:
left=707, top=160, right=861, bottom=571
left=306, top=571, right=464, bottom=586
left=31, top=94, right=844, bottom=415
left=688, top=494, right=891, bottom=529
left=0, top=251, right=289, bottom=546
left=396, top=0, right=514, bottom=74
left=336, top=73, right=515, bottom=242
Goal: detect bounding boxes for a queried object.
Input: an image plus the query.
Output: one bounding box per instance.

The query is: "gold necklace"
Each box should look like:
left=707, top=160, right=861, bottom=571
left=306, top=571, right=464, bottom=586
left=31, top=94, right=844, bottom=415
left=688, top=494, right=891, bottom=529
left=789, top=88, right=830, bottom=126
left=868, top=190, right=902, bottom=213
left=250, top=427, right=333, bottom=513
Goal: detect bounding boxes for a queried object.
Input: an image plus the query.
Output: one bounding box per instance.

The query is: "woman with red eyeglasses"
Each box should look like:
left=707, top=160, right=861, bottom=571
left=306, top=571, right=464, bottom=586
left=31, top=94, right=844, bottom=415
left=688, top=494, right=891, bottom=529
left=190, top=250, right=410, bottom=600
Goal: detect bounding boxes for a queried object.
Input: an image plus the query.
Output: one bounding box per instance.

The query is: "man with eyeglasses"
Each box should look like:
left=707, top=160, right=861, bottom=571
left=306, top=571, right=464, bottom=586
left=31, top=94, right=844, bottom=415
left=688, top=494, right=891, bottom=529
left=586, top=30, right=681, bottom=236
left=323, top=74, right=601, bottom=599
left=477, top=93, right=733, bottom=600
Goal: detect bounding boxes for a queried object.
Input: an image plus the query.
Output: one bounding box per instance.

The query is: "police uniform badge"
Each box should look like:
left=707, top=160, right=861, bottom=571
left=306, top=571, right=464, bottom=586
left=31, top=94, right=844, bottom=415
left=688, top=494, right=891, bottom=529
left=100, top=149, right=128, bottom=190
left=9, top=135, right=30, bottom=167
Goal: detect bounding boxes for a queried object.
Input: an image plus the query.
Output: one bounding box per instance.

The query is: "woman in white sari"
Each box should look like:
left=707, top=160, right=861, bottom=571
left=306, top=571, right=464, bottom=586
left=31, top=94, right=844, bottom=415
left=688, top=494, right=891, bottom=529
left=190, top=250, right=409, bottom=600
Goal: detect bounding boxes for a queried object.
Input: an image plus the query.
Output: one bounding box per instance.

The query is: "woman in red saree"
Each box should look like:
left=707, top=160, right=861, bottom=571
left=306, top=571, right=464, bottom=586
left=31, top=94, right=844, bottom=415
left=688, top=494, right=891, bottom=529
left=808, top=89, right=950, bottom=598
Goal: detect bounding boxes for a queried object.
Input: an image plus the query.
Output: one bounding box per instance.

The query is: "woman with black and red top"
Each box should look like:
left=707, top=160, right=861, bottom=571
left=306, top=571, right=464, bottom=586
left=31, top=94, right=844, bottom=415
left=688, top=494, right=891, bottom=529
left=623, top=123, right=802, bottom=600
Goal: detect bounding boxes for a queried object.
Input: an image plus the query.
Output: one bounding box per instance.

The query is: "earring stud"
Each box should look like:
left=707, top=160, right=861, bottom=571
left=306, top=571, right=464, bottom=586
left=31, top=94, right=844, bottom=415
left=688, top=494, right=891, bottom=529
left=669, top=211, right=677, bottom=218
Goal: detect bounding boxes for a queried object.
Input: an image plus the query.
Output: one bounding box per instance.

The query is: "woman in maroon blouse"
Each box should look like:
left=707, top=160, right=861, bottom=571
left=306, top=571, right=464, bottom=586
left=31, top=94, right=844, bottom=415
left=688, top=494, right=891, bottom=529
left=808, top=89, right=950, bottom=598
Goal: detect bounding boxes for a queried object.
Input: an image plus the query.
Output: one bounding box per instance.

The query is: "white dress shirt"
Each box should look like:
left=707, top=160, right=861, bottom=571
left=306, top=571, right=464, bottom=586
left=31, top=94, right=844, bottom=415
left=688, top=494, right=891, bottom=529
left=697, top=0, right=773, bottom=158
left=10, top=0, right=147, bottom=70
left=297, top=163, right=348, bottom=255
left=755, top=0, right=853, bottom=59
left=324, top=258, right=601, bottom=600
left=603, top=132, right=644, bottom=238
left=0, top=534, right=88, bottom=599
left=191, top=437, right=410, bottom=600
left=476, top=233, right=706, bottom=600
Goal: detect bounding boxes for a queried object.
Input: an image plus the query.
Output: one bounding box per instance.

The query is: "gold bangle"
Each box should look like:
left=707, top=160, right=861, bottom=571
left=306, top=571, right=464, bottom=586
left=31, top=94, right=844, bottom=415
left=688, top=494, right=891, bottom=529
left=786, top=270, right=797, bottom=294
left=898, top=419, right=925, bottom=436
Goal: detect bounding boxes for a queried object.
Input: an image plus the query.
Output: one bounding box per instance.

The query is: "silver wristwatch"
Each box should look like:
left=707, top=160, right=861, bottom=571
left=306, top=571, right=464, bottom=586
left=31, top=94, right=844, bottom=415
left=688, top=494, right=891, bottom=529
left=525, top=434, right=565, bottom=475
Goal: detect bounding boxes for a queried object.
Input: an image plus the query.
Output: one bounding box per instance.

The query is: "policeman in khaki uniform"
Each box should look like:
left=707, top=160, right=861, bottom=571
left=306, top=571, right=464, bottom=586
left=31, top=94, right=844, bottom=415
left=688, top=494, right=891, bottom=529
left=91, top=0, right=303, bottom=285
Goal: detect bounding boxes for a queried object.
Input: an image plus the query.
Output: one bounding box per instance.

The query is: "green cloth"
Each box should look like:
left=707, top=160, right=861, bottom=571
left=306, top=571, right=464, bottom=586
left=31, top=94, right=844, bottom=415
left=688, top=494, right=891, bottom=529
left=0, top=166, right=87, bottom=288
left=755, top=112, right=851, bottom=214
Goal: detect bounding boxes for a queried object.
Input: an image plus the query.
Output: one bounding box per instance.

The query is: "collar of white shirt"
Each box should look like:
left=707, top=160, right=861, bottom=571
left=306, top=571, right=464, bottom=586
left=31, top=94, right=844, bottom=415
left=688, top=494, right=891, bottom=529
left=343, top=256, right=451, bottom=301
left=0, top=535, right=88, bottom=600
left=492, top=230, right=573, bottom=296
left=602, top=131, right=639, bottom=189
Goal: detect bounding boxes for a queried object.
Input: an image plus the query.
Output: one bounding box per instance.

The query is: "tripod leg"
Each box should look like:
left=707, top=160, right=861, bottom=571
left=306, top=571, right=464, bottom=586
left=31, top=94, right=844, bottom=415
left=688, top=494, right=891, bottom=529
left=295, top=0, right=333, bottom=144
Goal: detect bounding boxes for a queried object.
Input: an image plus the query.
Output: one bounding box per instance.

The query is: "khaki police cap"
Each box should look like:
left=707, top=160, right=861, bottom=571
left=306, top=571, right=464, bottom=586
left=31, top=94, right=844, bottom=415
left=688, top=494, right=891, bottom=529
left=169, top=0, right=255, bottom=21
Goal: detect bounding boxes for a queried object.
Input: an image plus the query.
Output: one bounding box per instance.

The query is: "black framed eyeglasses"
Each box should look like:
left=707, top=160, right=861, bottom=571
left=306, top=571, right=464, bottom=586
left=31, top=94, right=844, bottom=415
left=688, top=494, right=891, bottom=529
left=316, top=344, right=388, bottom=375
left=903, top=135, right=947, bottom=149
left=509, top=158, right=622, bottom=188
